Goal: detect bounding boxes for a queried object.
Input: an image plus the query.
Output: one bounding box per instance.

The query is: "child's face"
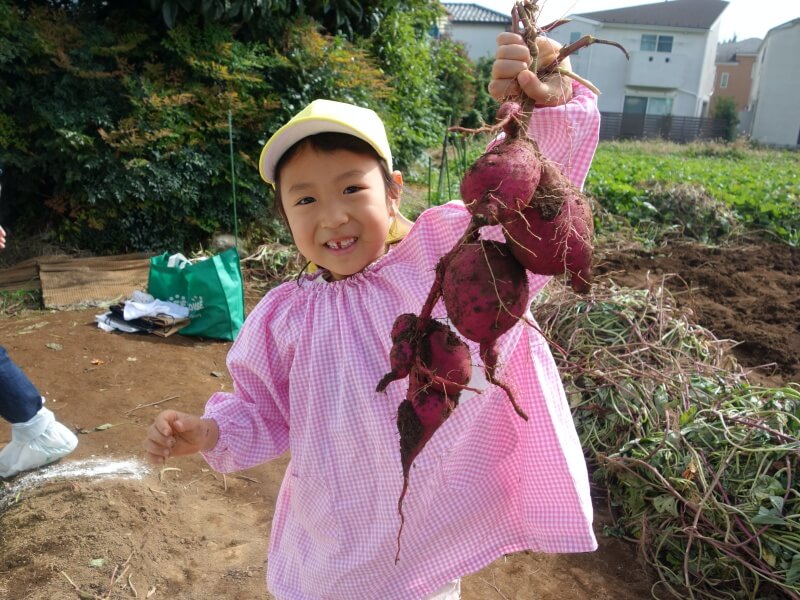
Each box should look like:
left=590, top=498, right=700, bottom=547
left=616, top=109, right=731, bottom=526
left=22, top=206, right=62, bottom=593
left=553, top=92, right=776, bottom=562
left=279, top=145, right=401, bottom=280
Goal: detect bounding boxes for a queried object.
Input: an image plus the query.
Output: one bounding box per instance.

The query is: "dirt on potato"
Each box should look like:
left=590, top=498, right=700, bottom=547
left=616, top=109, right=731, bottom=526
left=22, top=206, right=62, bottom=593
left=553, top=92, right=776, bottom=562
left=1, top=236, right=797, bottom=600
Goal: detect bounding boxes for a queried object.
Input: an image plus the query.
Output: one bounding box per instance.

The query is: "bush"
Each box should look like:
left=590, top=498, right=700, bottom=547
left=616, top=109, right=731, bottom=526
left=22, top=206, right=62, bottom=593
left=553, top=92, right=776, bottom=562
left=0, top=1, right=485, bottom=254
left=711, top=96, right=739, bottom=142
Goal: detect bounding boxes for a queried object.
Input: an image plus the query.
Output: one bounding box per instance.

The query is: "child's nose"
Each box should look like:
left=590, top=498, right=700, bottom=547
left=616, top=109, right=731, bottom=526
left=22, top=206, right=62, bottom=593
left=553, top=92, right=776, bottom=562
left=320, top=202, right=349, bottom=229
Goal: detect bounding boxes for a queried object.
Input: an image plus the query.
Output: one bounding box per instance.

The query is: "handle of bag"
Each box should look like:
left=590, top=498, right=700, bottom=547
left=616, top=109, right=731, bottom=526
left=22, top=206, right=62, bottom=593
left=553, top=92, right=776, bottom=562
left=228, top=110, right=239, bottom=251
left=167, top=253, right=192, bottom=269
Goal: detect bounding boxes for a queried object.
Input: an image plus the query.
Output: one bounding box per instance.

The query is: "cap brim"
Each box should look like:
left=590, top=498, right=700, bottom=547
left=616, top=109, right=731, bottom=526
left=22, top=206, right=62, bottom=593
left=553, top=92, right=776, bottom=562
left=259, top=115, right=392, bottom=186
left=261, top=119, right=350, bottom=185
left=387, top=212, right=414, bottom=244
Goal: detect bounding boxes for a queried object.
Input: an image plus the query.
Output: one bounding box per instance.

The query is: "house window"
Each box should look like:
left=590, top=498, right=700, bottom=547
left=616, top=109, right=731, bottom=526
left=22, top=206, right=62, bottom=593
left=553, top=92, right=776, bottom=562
left=569, top=31, right=582, bottom=55
left=720, top=72, right=729, bottom=88
left=624, top=96, right=648, bottom=114
left=657, top=35, right=673, bottom=52
left=647, top=97, right=672, bottom=116
left=624, top=96, right=673, bottom=115
left=641, top=34, right=673, bottom=53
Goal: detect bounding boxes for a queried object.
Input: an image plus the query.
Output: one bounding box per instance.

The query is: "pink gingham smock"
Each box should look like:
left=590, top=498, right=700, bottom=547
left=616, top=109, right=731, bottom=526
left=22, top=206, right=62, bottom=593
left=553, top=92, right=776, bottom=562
left=202, top=81, right=600, bottom=600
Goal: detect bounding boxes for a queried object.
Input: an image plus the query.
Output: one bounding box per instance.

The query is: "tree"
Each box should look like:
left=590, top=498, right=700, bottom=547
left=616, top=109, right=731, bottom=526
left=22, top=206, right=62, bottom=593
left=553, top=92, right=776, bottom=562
left=711, top=96, right=739, bottom=142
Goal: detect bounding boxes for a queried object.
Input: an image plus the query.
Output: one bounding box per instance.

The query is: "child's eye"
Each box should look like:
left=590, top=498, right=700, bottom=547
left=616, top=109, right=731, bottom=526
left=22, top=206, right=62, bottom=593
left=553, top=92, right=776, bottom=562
left=343, top=185, right=362, bottom=195
left=295, top=196, right=315, bottom=206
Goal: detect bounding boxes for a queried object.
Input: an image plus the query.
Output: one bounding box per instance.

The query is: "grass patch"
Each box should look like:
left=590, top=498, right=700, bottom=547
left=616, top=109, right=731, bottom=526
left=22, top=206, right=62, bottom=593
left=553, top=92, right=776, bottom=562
left=0, top=289, right=43, bottom=316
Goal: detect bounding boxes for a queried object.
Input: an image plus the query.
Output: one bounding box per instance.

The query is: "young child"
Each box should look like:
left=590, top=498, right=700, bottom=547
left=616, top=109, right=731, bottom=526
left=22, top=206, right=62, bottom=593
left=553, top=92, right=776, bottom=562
left=144, top=34, right=600, bottom=600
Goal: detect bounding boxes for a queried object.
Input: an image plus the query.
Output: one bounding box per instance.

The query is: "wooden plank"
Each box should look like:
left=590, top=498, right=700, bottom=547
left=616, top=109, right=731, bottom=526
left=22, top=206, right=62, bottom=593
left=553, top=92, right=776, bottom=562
left=0, top=257, right=42, bottom=292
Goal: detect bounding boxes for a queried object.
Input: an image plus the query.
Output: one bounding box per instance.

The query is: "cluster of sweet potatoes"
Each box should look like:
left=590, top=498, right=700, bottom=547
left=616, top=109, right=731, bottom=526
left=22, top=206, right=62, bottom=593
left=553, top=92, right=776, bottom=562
left=380, top=100, right=597, bottom=562
left=381, top=0, right=629, bottom=561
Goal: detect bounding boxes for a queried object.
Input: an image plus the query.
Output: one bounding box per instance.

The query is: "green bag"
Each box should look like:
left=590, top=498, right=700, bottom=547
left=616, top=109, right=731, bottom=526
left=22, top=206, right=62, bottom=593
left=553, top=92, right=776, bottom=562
left=147, top=248, right=245, bottom=341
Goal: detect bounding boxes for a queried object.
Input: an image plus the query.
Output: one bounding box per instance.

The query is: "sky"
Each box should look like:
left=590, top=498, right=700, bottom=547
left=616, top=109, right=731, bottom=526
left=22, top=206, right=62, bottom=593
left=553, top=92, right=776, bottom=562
left=474, top=0, right=799, bottom=41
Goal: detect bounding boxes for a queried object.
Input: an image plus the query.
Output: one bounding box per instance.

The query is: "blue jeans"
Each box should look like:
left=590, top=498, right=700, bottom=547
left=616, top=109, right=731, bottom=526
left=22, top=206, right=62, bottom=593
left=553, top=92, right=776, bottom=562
left=0, top=345, right=42, bottom=423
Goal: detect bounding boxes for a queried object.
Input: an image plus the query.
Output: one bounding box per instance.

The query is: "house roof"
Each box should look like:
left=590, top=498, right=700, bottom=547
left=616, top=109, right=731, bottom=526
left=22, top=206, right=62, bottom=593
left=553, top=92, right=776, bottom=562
left=765, top=17, right=800, bottom=38
left=577, top=0, right=728, bottom=31
left=443, top=3, right=510, bottom=24
left=716, top=37, right=761, bottom=62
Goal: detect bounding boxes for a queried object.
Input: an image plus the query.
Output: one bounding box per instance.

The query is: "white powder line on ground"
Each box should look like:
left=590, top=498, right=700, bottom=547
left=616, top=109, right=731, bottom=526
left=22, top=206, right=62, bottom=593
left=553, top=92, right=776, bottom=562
left=0, top=457, right=151, bottom=509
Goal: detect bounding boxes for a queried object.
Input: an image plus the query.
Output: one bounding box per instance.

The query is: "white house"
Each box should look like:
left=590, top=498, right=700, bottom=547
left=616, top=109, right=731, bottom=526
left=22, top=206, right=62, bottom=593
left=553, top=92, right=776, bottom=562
left=440, top=3, right=510, bottom=61
left=547, top=0, right=728, bottom=118
left=748, top=18, right=800, bottom=147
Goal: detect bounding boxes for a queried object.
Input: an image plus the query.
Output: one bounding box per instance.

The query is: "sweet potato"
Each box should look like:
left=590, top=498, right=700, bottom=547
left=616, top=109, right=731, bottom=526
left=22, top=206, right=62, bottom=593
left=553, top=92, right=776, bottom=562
left=395, top=374, right=459, bottom=563
left=441, top=239, right=529, bottom=420
left=417, top=320, right=472, bottom=396
left=441, top=240, right=529, bottom=345
left=503, top=161, right=595, bottom=293
left=376, top=338, right=415, bottom=393
left=386, top=0, right=628, bottom=563
left=460, top=103, right=541, bottom=224
left=390, top=313, right=418, bottom=342
left=377, top=316, right=472, bottom=395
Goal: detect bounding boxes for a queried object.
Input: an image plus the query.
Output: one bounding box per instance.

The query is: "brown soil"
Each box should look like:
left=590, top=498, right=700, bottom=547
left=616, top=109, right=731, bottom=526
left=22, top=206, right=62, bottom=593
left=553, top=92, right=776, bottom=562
left=1, top=236, right=797, bottom=600
left=595, top=238, right=800, bottom=387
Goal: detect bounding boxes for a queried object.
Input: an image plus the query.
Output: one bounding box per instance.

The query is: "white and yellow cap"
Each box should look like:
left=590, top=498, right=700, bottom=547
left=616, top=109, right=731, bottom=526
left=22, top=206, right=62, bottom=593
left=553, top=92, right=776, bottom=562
left=259, top=99, right=393, bottom=187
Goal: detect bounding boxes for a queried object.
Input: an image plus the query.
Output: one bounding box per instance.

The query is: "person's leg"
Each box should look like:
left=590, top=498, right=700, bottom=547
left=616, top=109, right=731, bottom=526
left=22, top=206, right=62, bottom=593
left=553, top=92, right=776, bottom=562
left=0, top=345, right=42, bottom=423
left=0, top=345, right=77, bottom=478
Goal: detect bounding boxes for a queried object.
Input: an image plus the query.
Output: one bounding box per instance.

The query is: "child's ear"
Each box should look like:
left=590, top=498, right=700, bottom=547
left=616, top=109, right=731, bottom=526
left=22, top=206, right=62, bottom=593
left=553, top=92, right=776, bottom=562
left=389, top=170, right=404, bottom=214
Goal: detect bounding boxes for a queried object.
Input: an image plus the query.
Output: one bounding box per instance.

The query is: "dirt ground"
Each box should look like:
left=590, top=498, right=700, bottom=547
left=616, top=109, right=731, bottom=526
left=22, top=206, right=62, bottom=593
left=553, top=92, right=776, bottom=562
left=0, top=237, right=797, bottom=600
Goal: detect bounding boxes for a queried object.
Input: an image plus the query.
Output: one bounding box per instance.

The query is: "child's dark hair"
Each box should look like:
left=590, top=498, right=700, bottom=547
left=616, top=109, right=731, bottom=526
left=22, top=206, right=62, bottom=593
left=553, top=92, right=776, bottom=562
left=272, top=132, right=400, bottom=224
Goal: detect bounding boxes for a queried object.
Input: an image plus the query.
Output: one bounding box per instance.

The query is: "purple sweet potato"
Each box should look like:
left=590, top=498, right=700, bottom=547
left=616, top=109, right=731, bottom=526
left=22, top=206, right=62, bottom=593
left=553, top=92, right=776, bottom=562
left=503, top=161, right=594, bottom=293
left=417, top=320, right=472, bottom=396
left=441, top=239, right=530, bottom=420
left=395, top=374, right=459, bottom=563
left=441, top=240, right=529, bottom=345
left=460, top=104, right=541, bottom=224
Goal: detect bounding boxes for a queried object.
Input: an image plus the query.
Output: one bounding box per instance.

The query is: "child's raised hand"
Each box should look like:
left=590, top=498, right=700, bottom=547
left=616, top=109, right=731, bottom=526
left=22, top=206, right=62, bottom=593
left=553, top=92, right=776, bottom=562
left=489, top=32, right=573, bottom=107
left=142, top=409, right=218, bottom=464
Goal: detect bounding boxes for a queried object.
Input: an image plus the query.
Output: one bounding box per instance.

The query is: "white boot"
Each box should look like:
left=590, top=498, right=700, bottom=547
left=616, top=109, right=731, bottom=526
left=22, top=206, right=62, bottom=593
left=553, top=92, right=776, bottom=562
left=0, top=404, right=78, bottom=478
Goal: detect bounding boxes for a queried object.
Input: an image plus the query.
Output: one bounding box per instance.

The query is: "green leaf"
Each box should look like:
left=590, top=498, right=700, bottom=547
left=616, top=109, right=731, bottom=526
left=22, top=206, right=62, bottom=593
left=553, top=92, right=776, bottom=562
left=652, top=494, right=679, bottom=516
left=678, top=406, right=698, bottom=427
left=769, top=495, right=785, bottom=513
left=787, top=554, right=800, bottom=585
left=752, top=506, right=786, bottom=526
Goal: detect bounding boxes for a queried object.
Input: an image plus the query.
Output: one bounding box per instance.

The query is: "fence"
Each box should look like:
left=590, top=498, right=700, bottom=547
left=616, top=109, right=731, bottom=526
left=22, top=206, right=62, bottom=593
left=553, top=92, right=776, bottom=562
left=599, top=112, right=729, bottom=142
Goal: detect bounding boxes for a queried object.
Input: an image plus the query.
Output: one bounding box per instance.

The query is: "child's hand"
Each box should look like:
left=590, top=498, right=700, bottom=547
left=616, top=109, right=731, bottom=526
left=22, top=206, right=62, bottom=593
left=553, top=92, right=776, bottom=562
left=489, top=32, right=573, bottom=107
left=142, top=409, right=218, bottom=465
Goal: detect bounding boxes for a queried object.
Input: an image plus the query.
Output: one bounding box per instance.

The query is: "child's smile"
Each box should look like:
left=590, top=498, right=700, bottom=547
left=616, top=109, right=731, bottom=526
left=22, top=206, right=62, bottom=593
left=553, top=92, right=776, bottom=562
left=324, top=236, right=357, bottom=251
left=279, top=146, right=400, bottom=280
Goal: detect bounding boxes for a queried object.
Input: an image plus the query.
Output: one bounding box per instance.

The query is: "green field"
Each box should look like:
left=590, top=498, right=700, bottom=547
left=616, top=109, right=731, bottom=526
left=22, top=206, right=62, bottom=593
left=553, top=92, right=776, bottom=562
left=587, top=140, right=800, bottom=245
left=420, top=138, right=800, bottom=246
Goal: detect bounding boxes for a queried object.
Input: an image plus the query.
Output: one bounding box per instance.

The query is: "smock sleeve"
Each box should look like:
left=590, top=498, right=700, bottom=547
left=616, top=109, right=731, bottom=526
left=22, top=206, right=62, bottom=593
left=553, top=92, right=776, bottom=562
left=528, top=80, right=600, bottom=190
left=200, top=285, right=297, bottom=472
